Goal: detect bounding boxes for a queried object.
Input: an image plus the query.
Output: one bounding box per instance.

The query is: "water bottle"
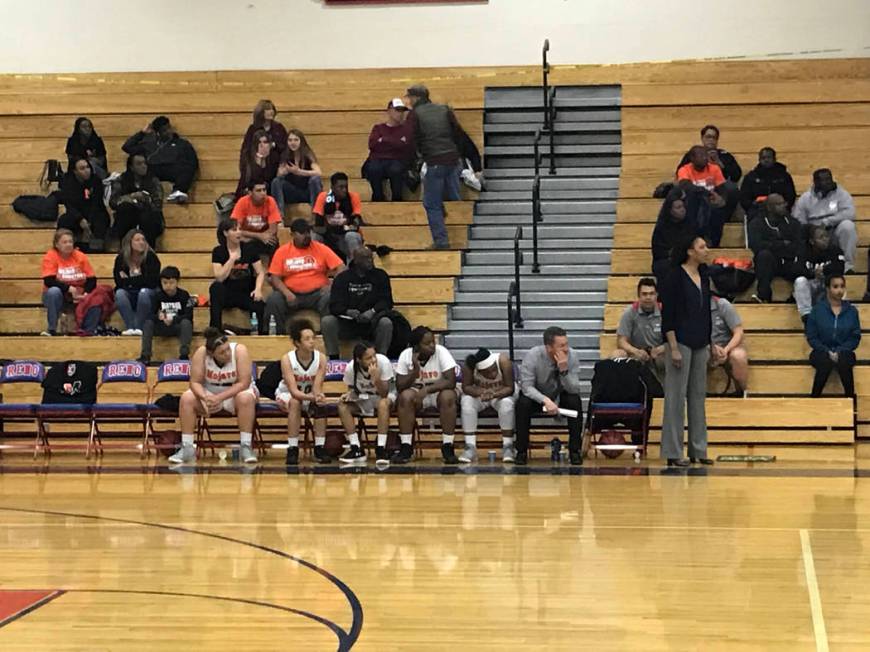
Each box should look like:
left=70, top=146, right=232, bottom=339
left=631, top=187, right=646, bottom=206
left=268, top=315, right=277, bottom=336
left=550, top=438, right=562, bottom=462
left=249, top=312, right=258, bottom=336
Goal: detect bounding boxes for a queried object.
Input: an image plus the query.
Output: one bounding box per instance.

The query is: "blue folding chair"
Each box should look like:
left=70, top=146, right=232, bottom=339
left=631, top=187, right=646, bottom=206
left=89, top=360, right=150, bottom=458
left=147, top=360, right=191, bottom=457
left=0, top=361, right=44, bottom=457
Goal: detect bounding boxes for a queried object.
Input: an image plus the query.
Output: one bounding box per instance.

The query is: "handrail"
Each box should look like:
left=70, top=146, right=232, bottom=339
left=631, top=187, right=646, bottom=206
left=507, top=282, right=518, bottom=362
left=547, top=87, right=557, bottom=175
left=542, top=39, right=550, bottom=131
left=512, top=226, right=524, bottom=329
left=533, top=127, right=543, bottom=180
left=531, top=175, right=541, bottom=274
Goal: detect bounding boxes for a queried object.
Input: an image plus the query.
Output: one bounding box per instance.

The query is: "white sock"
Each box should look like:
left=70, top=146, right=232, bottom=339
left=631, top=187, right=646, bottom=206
left=377, top=433, right=388, bottom=447
left=315, top=436, right=326, bottom=447
left=182, top=433, right=194, bottom=447
left=240, top=432, right=252, bottom=446
left=502, top=436, right=513, bottom=448
left=465, top=434, right=477, bottom=448
left=348, top=432, right=360, bottom=447
left=287, top=437, right=299, bottom=448
left=442, top=433, right=454, bottom=444
left=400, top=433, right=412, bottom=445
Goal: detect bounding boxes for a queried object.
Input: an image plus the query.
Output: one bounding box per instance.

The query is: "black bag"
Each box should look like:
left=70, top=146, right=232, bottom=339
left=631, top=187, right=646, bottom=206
left=38, top=159, right=64, bottom=189
left=154, top=394, right=181, bottom=413
left=12, top=192, right=60, bottom=222
left=589, top=358, right=649, bottom=404
left=41, top=361, right=98, bottom=404
left=383, top=310, right=413, bottom=360
left=256, top=360, right=284, bottom=400
left=709, top=264, right=756, bottom=302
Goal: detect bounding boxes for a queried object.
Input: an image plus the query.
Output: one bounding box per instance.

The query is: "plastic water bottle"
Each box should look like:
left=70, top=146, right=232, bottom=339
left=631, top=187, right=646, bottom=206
left=550, top=438, right=562, bottom=462
left=250, top=312, right=259, bottom=336
left=268, top=315, right=277, bottom=336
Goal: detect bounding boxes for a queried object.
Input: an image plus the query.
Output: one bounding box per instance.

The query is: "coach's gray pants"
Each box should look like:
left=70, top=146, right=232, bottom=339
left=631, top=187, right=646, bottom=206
left=661, top=343, right=709, bottom=460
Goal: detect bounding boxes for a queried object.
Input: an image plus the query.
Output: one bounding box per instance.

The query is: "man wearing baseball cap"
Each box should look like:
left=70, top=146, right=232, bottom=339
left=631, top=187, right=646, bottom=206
left=362, top=98, right=416, bottom=202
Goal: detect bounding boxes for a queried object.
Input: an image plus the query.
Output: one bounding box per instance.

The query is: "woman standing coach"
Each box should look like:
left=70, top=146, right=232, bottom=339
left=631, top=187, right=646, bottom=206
left=660, top=234, right=714, bottom=467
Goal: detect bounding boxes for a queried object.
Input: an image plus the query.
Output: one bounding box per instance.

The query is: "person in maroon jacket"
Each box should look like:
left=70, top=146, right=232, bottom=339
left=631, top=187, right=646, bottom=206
left=362, top=98, right=415, bottom=202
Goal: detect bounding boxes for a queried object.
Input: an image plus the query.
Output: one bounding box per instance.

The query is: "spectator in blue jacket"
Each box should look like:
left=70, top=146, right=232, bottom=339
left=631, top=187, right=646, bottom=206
left=805, top=273, right=861, bottom=397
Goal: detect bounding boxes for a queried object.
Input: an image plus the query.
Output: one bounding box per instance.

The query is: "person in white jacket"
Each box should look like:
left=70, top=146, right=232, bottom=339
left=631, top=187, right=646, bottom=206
left=792, top=169, right=857, bottom=272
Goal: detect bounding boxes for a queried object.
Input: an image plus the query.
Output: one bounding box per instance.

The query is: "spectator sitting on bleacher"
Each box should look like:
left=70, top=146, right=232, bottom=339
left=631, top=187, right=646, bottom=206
left=651, top=188, right=695, bottom=285
left=113, top=229, right=160, bottom=336
left=65, top=117, right=107, bottom=180
left=739, top=147, right=797, bottom=220
left=270, top=129, right=323, bottom=212
left=230, top=181, right=281, bottom=261
left=677, top=124, right=742, bottom=183
left=394, top=326, right=458, bottom=465
left=313, top=172, right=364, bottom=261
left=806, top=273, right=860, bottom=398
left=363, top=98, right=414, bottom=202
left=459, top=348, right=516, bottom=464
left=58, top=156, right=110, bottom=253
left=265, top=218, right=346, bottom=336
left=239, top=100, right=287, bottom=168
left=748, top=194, right=804, bottom=303
left=405, top=84, right=461, bottom=250
left=235, top=129, right=279, bottom=200
left=209, top=218, right=266, bottom=336
left=709, top=295, right=749, bottom=396
left=138, top=266, right=193, bottom=365
left=794, top=225, right=846, bottom=324
left=612, top=277, right=665, bottom=390
left=122, top=115, right=198, bottom=204
left=321, top=246, right=394, bottom=358
left=40, top=228, right=98, bottom=336
left=109, top=153, right=165, bottom=249
left=792, top=168, right=857, bottom=273
left=676, top=145, right=736, bottom=247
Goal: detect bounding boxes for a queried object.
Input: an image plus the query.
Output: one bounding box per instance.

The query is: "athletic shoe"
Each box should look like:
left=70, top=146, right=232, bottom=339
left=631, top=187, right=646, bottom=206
left=569, top=449, right=583, bottom=466
left=390, top=443, right=413, bottom=465
left=285, top=446, right=299, bottom=466
left=339, top=445, right=367, bottom=464
left=168, top=444, right=196, bottom=464
left=502, top=446, right=515, bottom=463
left=40, top=330, right=56, bottom=337
left=240, top=444, right=257, bottom=464
left=137, top=355, right=151, bottom=365
left=514, top=450, right=528, bottom=466
left=314, top=445, right=333, bottom=464
left=441, top=443, right=459, bottom=465
left=166, top=190, right=189, bottom=204
left=458, top=445, right=478, bottom=464
left=460, top=168, right=482, bottom=191
left=375, top=446, right=390, bottom=468
left=122, top=329, right=138, bottom=336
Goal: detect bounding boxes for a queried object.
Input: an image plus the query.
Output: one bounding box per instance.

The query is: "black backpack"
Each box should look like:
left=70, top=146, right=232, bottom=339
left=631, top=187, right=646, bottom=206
left=384, top=310, right=413, bottom=359
left=256, top=360, right=284, bottom=400
left=589, top=358, right=649, bottom=404
left=41, top=361, right=98, bottom=404
left=12, top=192, right=60, bottom=222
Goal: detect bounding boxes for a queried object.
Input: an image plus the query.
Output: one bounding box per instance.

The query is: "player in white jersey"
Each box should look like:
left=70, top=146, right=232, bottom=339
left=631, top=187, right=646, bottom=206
left=337, top=342, right=396, bottom=465
left=169, top=327, right=259, bottom=465
left=394, top=326, right=458, bottom=465
left=276, top=320, right=330, bottom=465
left=460, top=348, right=517, bottom=464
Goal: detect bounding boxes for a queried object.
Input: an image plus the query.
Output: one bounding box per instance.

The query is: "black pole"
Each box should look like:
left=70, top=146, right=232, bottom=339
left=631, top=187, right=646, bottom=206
left=533, top=127, right=541, bottom=180
left=513, top=226, right=523, bottom=328
left=507, top=282, right=516, bottom=362
left=548, top=87, right=557, bottom=175
left=542, top=39, right=550, bottom=131
left=532, top=175, right=541, bottom=274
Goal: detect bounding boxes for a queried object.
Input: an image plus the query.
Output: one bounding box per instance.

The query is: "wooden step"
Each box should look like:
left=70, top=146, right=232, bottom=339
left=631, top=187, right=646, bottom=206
left=607, top=275, right=817, bottom=303
left=617, top=196, right=870, bottom=222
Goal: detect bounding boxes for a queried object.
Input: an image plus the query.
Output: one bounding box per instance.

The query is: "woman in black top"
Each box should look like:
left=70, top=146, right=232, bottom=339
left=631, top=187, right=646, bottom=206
left=57, top=156, right=111, bottom=252
left=209, top=218, right=267, bottom=334
left=270, top=129, right=323, bottom=212
left=659, top=234, right=713, bottom=467
left=65, top=117, right=108, bottom=180
left=651, top=188, right=697, bottom=285
left=109, top=153, right=165, bottom=249
left=239, top=100, right=288, bottom=166
left=235, top=129, right=279, bottom=199
left=113, top=229, right=161, bottom=335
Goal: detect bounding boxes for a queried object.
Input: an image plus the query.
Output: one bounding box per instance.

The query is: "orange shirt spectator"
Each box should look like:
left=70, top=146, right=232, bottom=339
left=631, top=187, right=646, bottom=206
left=231, top=193, right=282, bottom=234
left=677, top=162, right=725, bottom=192
left=268, top=239, right=343, bottom=294
left=41, top=247, right=95, bottom=291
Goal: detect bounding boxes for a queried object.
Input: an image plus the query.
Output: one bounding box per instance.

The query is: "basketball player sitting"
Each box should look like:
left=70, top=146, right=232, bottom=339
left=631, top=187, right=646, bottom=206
left=460, top=348, right=517, bottom=464
left=169, top=327, right=259, bottom=465
left=394, top=326, right=458, bottom=465
left=276, top=320, right=331, bottom=465
left=337, top=342, right=397, bottom=466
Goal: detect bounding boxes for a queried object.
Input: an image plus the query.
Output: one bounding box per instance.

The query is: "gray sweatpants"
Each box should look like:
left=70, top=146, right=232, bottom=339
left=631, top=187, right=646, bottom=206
left=660, top=343, right=709, bottom=460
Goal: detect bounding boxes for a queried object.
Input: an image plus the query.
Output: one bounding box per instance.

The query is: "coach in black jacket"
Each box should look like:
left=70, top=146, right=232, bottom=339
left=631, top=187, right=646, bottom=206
left=321, top=247, right=395, bottom=357
left=748, top=194, right=805, bottom=303
left=740, top=147, right=797, bottom=216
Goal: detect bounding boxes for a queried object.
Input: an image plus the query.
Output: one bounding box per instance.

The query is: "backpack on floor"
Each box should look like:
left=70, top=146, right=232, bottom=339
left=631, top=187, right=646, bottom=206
left=12, top=192, right=60, bottom=222
left=709, top=258, right=755, bottom=301
left=384, top=310, right=413, bottom=360
left=41, top=360, right=98, bottom=404
left=589, top=358, right=649, bottom=405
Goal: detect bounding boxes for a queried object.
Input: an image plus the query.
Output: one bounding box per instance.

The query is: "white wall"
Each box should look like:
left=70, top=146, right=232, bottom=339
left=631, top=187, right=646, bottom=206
left=2, top=0, right=869, bottom=73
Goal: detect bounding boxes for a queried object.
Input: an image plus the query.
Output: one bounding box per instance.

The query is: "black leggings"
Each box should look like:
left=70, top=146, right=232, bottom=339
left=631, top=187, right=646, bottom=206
left=112, top=204, right=164, bottom=249
left=810, top=349, right=856, bottom=397
left=209, top=282, right=265, bottom=334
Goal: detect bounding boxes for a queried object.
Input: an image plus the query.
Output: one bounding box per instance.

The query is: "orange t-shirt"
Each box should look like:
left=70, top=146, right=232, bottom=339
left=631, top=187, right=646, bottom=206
left=268, top=240, right=343, bottom=294
left=41, top=249, right=94, bottom=290
left=231, top=195, right=282, bottom=233
left=312, top=191, right=363, bottom=220
left=676, top=162, right=725, bottom=191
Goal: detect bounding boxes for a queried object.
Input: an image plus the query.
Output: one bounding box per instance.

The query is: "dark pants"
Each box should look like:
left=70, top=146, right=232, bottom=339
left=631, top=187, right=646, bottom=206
left=209, top=282, right=265, bottom=334
left=141, top=318, right=193, bottom=359
left=365, top=158, right=407, bottom=202
left=112, top=204, right=164, bottom=249
left=753, top=250, right=804, bottom=301
left=150, top=161, right=197, bottom=194
left=810, top=349, right=856, bottom=397
left=57, top=208, right=110, bottom=249
left=514, top=392, right=583, bottom=454
left=319, top=315, right=394, bottom=357
left=652, top=258, right=671, bottom=287
left=686, top=182, right=738, bottom=248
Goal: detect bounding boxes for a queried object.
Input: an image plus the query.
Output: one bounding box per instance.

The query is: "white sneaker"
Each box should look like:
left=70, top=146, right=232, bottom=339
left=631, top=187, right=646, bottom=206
left=122, top=329, right=138, bottom=336
left=240, top=444, right=258, bottom=464
left=458, top=445, right=478, bottom=464
left=502, top=446, right=516, bottom=463
left=168, top=445, right=196, bottom=465
left=460, top=168, right=482, bottom=192
left=166, top=190, right=189, bottom=204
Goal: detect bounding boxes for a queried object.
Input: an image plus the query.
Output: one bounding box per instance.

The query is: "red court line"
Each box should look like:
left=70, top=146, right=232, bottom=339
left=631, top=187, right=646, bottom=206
left=0, top=589, right=66, bottom=628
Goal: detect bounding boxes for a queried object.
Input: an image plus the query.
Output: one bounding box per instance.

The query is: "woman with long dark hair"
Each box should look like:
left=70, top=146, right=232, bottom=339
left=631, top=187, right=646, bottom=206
left=270, top=128, right=323, bottom=211
left=65, top=117, right=108, bottom=179
left=113, top=229, right=161, bottom=335
left=235, top=128, right=279, bottom=199
left=651, top=188, right=697, bottom=286
left=58, top=156, right=110, bottom=252
left=209, top=218, right=266, bottom=334
left=109, top=153, right=165, bottom=248
left=239, top=99, right=288, bottom=164
left=659, top=234, right=714, bottom=467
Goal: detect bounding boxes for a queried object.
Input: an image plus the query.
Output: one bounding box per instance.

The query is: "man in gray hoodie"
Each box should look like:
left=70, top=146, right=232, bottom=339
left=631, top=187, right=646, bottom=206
left=514, top=326, right=584, bottom=466
left=792, top=169, right=857, bottom=272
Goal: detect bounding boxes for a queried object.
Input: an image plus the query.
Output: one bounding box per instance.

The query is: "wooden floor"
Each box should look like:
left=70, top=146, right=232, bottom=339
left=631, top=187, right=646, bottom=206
left=1, top=446, right=869, bottom=650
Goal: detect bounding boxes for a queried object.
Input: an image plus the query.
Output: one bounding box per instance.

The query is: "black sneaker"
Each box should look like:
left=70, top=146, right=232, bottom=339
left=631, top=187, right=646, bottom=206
left=339, top=445, right=367, bottom=464
left=514, top=450, right=529, bottom=466
left=569, top=449, right=583, bottom=465
left=285, top=446, right=299, bottom=466
left=375, top=446, right=390, bottom=467
left=314, top=445, right=333, bottom=464
left=137, top=355, right=151, bottom=365
left=390, top=443, right=413, bottom=464
left=441, top=443, right=459, bottom=464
